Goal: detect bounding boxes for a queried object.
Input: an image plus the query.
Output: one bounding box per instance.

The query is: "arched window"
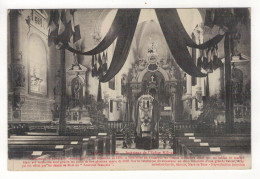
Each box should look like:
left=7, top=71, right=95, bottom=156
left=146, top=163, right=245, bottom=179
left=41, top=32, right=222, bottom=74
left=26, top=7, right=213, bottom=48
left=28, top=34, right=47, bottom=96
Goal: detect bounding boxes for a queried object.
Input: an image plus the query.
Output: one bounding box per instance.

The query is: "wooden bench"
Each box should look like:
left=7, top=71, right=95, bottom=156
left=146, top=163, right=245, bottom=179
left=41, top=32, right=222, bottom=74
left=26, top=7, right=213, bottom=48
left=9, top=135, right=85, bottom=140
left=8, top=145, right=73, bottom=159
left=174, top=135, right=250, bottom=155
left=24, top=132, right=58, bottom=136
left=81, top=133, right=116, bottom=157
left=9, top=135, right=90, bottom=158
left=176, top=137, right=250, bottom=147
left=175, top=133, right=251, bottom=137
left=9, top=140, right=87, bottom=156
left=9, top=134, right=116, bottom=159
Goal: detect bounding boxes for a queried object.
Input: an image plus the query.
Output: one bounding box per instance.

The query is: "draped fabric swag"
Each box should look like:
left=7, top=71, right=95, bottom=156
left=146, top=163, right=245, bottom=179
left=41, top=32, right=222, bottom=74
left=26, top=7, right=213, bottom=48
left=63, top=9, right=225, bottom=80
left=66, top=9, right=140, bottom=83
left=155, top=9, right=225, bottom=77
left=100, top=9, right=140, bottom=82
left=65, top=9, right=139, bottom=55
left=156, top=9, right=225, bottom=49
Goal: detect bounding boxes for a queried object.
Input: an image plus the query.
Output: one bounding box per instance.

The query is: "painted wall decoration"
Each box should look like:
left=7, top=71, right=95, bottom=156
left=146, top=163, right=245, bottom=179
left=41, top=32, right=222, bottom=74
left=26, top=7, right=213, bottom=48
left=28, top=35, right=47, bottom=96
left=11, top=63, right=26, bottom=88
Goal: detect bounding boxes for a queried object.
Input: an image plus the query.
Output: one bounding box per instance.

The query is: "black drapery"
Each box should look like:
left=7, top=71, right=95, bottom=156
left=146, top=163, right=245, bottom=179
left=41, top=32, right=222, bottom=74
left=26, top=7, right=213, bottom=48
left=65, top=9, right=139, bottom=55
left=155, top=9, right=225, bottom=77
left=155, top=9, right=206, bottom=77
left=66, top=9, right=140, bottom=82
left=65, top=9, right=225, bottom=80
left=156, top=9, right=225, bottom=49
left=100, top=9, right=140, bottom=82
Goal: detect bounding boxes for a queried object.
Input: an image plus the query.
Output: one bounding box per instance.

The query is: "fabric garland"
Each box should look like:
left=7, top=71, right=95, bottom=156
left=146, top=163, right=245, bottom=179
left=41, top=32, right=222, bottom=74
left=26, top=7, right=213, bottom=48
left=155, top=9, right=225, bottom=77
left=99, top=9, right=140, bottom=82
left=66, top=9, right=140, bottom=83
left=65, top=9, right=224, bottom=80
left=156, top=9, right=225, bottom=49
left=155, top=9, right=207, bottom=77
left=65, top=9, right=139, bottom=55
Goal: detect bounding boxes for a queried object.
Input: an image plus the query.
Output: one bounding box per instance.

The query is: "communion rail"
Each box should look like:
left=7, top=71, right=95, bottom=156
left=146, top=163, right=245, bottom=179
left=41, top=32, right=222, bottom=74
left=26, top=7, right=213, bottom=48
left=106, top=121, right=135, bottom=132
left=105, top=120, right=250, bottom=135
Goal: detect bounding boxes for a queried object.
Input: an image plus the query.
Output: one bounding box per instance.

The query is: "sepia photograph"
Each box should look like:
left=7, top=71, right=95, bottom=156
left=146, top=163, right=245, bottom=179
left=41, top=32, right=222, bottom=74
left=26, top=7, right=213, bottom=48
left=4, top=5, right=253, bottom=171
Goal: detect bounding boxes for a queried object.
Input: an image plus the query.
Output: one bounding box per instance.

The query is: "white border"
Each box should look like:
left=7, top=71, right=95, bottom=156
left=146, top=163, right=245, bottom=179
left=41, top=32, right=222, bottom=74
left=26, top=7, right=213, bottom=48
left=1, top=0, right=260, bottom=179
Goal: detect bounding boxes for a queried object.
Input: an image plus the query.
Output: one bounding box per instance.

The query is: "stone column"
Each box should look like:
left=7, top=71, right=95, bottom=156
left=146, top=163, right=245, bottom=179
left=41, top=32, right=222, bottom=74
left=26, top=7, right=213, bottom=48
left=9, top=10, right=26, bottom=121
left=186, top=75, right=192, bottom=96
left=224, top=33, right=234, bottom=133
left=59, top=49, right=67, bottom=135
left=195, top=46, right=203, bottom=109
left=193, top=26, right=203, bottom=109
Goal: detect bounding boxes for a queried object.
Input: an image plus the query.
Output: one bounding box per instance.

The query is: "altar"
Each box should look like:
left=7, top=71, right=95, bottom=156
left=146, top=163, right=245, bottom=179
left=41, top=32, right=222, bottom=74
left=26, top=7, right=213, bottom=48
left=65, top=53, right=91, bottom=124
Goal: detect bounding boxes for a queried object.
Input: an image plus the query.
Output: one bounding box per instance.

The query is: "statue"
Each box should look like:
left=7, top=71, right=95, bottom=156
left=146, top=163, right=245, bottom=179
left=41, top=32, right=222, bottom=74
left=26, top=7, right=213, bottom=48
left=73, top=112, right=78, bottom=121
left=132, top=64, right=138, bottom=81
left=71, top=77, right=82, bottom=107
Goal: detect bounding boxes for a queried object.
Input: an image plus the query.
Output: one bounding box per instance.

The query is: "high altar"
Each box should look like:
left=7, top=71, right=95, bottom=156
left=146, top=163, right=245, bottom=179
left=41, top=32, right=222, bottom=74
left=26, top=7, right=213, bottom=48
left=127, top=42, right=183, bottom=149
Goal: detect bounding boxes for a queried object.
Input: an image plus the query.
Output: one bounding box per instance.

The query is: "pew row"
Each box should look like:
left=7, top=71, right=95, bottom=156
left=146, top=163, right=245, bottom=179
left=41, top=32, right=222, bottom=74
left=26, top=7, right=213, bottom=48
left=8, top=133, right=116, bottom=159
left=173, top=134, right=250, bottom=156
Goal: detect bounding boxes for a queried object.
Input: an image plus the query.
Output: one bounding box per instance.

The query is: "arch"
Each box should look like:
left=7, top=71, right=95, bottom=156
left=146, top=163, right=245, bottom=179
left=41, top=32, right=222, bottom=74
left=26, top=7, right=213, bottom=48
left=137, top=67, right=169, bottom=83
left=177, top=9, right=203, bottom=36
left=28, top=33, right=48, bottom=54
left=100, top=9, right=118, bottom=37
left=134, top=20, right=170, bottom=60
left=67, top=74, right=85, bottom=86
left=28, top=33, right=48, bottom=96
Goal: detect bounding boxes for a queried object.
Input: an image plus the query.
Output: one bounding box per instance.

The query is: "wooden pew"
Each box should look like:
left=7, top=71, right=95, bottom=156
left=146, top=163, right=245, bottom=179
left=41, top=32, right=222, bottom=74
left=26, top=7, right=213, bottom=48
left=79, top=133, right=116, bottom=156
left=9, top=135, right=88, bottom=158
left=176, top=137, right=250, bottom=147
left=9, top=135, right=84, bottom=140
left=35, top=154, right=51, bottom=159
left=9, top=133, right=116, bottom=159
left=9, top=135, right=90, bottom=158
left=8, top=145, right=73, bottom=159
left=174, top=135, right=250, bottom=155
left=175, top=132, right=251, bottom=137
left=9, top=140, right=87, bottom=157
left=97, top=133, right=109, bottom=155
left=81, top=136, right=98, bottom=156
left=81, top=133, right=116, bottom=157
left=24, top=132, right=58, bottom=136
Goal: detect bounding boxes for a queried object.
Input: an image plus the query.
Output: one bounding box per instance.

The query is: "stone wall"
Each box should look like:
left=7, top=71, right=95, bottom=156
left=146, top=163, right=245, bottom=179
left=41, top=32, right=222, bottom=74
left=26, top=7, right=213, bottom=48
left=20, top=96, right=54, bottom=121
left=8, top=10, right=59, bottom=122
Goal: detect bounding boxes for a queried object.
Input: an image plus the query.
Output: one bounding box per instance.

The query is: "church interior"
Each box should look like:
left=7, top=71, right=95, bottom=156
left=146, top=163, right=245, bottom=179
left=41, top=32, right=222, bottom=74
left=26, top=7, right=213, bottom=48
left=8, top=8, right=251, bottom=159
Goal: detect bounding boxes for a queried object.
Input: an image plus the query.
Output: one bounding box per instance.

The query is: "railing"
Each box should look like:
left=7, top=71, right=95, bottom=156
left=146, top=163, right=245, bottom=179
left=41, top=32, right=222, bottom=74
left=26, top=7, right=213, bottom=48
left=106, top=121, right=135, bottom=132
left=195, top=122, right=251, bottom=135
left=8, top=118, right=250, bottom=137
left=174, top=121, right=198, bottom=133
left=234, top=104, right=250, bottom=119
